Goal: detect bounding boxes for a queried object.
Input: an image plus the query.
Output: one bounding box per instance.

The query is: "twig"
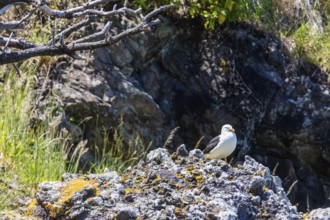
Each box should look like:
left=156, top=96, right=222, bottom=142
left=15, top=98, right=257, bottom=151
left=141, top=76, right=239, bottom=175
left=0, top=8, right=36, bottom=30
left=0, top=4, right=13, bottom=15
left=143, top=4, right=174, bottom=21
left=72, top=21, right=112, bottom=44
left=47, top=16, right=94, bottom=46
left=0, top=37, right=39, bottom=49
left=3, top=32, right=13, bottom=53
left=0, top=19, right=163, bottom=64
left=12, top=63, right=21, bottom=77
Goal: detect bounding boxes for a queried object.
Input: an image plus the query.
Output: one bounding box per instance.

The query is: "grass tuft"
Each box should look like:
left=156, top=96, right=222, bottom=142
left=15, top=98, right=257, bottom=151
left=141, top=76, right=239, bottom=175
left=91, top=125, right=153, bottom=174
left=0, top=64, right=77, bottom=210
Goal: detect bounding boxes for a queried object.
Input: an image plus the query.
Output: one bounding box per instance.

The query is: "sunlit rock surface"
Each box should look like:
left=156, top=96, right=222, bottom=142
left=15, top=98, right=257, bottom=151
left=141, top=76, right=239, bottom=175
left=23, top=148, right=300, bottom=219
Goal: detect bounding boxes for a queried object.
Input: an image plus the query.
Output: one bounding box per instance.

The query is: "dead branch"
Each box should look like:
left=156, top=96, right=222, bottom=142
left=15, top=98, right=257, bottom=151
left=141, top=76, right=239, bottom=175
left=0, top=1, right=173, bottom=65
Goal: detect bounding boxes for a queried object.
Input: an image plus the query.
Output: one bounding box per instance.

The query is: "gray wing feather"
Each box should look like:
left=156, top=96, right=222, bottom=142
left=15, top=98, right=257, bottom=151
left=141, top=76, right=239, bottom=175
left=203, top=135, right=220, bottom=154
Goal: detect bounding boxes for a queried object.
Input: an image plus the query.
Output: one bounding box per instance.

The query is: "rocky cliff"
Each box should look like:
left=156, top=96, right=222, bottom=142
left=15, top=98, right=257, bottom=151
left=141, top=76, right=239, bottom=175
left=33, top=15, right=330, bottom=211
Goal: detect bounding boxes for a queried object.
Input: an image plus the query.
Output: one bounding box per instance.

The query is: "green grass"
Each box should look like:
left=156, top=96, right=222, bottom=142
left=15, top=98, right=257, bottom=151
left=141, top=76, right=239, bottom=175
left=91, top=124, right=153, bottom=174
left=292, top=21, right=330, bottom=74
left=0, top=57, right=158, bottom=210
left=0, top=62, right=155, bottom=210
left=0, top=64, right=71, bottom=209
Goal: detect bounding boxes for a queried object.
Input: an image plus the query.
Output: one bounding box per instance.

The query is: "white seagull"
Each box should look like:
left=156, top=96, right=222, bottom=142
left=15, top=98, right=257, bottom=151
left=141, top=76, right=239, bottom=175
left=203, top=124, right=237, bottom=159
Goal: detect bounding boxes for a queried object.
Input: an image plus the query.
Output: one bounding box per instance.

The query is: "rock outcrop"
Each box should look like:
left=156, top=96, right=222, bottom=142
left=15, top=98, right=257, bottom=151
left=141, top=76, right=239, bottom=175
left=34, top=15, right=330, bottom=210
left=21, top=148, right=300, bottom=219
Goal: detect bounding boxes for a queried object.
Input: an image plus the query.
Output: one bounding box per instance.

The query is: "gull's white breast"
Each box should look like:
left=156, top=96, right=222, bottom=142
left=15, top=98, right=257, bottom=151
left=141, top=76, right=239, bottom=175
left=208, top=132, right=237, bottom=159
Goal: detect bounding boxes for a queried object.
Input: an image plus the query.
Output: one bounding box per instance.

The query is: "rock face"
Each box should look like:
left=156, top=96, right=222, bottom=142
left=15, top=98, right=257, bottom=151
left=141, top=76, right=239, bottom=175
left=37, top=16, right=330, bottom=210
left=23, top=148, right=300, bottom=220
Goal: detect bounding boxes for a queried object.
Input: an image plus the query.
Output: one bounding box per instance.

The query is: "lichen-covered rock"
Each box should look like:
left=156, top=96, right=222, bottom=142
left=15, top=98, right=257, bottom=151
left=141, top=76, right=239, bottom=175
left=21, top=148, right=302, bottom=220
left=304, top=207, right=330, bottom=220
left=146, top=147, right=172, bottom=164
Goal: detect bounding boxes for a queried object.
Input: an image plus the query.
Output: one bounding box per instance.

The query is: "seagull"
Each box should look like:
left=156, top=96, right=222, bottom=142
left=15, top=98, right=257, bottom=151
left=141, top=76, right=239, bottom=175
left=203, top=124, right=237, bottom=160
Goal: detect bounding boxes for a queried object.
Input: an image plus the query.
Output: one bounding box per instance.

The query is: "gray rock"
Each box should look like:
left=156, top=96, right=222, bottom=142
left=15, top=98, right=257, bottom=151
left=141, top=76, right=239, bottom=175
left=306, top=207, right=330, bottom=220
left=189, top=149, right=205, bottom=159
left=24, top=149, right=303, bottom=219
left=146, top=148, right=172, bottom=164
left=249, top=176, right=266, bottom=196
left=116, top=206, right=140, bottom=220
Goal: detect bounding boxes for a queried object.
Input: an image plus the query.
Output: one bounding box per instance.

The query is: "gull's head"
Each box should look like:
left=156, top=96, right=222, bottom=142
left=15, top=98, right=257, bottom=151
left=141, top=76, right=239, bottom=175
left=221, top=124, right=235, bottom=134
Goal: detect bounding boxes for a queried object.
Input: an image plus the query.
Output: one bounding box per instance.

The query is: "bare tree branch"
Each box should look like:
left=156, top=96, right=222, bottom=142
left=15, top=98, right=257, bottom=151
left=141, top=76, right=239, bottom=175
left=0, top=8, right=36, bottom=29
left=0, top=1, right=174, bottom=65
left=72, top=21, right=112, bottom=44
left=0, top=37, right=40, bottom=49
left=47, top=16, right=93, bottom=46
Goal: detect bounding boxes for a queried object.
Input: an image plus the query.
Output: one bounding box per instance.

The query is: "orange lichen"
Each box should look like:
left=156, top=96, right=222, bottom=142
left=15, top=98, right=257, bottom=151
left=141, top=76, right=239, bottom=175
left=45, top=177, right=100, bottom=218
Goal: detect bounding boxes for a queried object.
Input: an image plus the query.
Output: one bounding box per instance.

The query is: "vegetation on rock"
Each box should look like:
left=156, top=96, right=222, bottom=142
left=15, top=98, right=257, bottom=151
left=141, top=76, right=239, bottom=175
left=126, top=0, right=330, bottom=73
left=1, top=0, right=330, bottom=215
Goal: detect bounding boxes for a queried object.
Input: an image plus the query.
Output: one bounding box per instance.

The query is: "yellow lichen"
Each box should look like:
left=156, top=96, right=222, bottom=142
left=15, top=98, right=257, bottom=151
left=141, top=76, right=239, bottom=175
left=45, top=177, right=100, bottom=218
left=302, top=212, right=310, bottom=220
left=121, top=173, right=130, bottom=184
left=124, top=187, right=142, bottom=195
left=176, top=172, right=182, bottom=178
left=58, top=178, right=100, bottom=204
left=24, top=199, right=38, bottom=216
left=261, top=212, right=270, bottom=218
left=227, top=175, right=233, bottom=180
left=175, top=183, right=181, bottom=188
left=135, top=175, right=145, bottom=182
left=175, top=207, right=187, bottom=218
left=255, top=171, right=265, bottom=176
left=151, top=175, right=161, bottom=185
left=195, top=174, right=205, bottom=183
left=171, top=152, right=177, bottom=160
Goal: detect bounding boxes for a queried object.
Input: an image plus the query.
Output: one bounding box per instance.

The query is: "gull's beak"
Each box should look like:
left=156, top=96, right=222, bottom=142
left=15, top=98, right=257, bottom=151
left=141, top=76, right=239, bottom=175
left=229, top=128, right=235, bottom=133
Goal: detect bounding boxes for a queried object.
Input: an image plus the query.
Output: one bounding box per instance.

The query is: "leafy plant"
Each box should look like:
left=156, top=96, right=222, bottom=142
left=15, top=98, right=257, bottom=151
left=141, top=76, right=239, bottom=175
left=188, top=0, right=235, bottom=29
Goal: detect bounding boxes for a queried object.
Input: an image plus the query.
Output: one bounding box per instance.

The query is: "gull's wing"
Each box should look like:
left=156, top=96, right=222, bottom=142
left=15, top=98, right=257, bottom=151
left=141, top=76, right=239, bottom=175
left=203, top=135, right=221, bottom=154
